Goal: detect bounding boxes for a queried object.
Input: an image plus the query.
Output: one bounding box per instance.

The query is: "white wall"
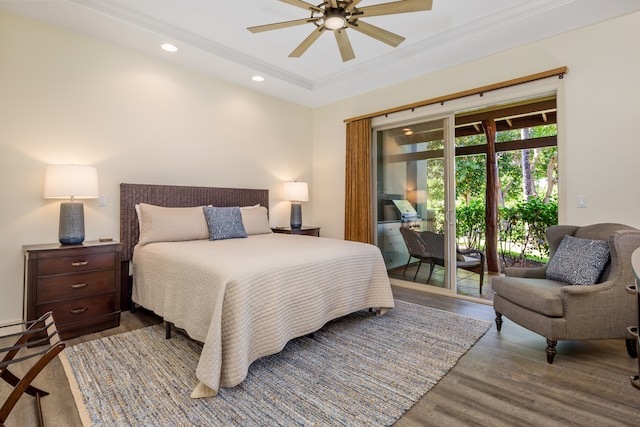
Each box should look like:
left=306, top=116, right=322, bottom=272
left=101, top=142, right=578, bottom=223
left=0, top=12, right=313, bottom=325
left=313, top=12, right=640, bottom=239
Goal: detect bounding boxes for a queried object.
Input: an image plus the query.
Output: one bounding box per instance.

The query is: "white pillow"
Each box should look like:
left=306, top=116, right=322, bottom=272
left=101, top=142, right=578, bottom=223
left=240, top=205, right=272, bottom=235
left=138, top=203, right=209, bottom=245
left=135, top=203, right=142, bottom=228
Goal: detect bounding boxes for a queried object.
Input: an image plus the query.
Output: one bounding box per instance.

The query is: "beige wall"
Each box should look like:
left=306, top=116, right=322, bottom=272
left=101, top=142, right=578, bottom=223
left=0, top=12, right=313, bottom=324
left=313, top=12, right=640, bottom=240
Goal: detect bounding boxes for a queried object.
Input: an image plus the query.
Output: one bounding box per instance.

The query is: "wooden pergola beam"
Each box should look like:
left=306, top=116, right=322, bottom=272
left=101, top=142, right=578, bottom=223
left=482, top=119, right=500, bottom=274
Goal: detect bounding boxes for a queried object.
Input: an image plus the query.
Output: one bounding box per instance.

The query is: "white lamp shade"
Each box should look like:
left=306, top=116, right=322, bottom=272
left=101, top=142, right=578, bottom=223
left=44, top=165, right=99, bottom=199
left=283, top=181, right=309, bottom=202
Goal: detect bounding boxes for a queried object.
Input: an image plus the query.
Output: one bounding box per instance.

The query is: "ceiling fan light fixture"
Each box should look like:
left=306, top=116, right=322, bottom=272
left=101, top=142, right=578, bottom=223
left=249, top=0, right=434, bottom=62
left=324, top=9, right=346, bottom=30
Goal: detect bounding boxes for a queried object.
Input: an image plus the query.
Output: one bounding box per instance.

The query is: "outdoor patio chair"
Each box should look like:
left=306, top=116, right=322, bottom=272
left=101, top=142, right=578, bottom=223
left=399, top=227, right=486, bottom=293
left=399, top=226, right=434, bottom=281
left=420, top=230, right=486, bottom=293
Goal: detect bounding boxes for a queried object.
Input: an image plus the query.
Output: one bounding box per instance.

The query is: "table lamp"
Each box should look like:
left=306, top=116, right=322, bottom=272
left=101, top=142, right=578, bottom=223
left=283, top=181, right=308, bottom=228
left=44, top=164, right=99, bottom=245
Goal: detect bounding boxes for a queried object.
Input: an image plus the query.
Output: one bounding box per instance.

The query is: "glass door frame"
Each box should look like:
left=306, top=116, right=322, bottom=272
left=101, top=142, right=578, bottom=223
left=370, top=78, right=565, bottom=301
left=372, top=112, right=458, bottom=295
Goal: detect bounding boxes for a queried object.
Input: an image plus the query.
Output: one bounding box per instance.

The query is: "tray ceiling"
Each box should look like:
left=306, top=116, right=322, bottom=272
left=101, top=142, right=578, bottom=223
left=1, top=0, right=639, bottom=107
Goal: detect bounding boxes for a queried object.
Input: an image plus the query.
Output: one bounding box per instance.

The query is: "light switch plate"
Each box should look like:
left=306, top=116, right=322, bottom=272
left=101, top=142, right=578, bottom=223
left=577, top=195, right=587, bottom=208
left=98, top=194, right=107, bottom=207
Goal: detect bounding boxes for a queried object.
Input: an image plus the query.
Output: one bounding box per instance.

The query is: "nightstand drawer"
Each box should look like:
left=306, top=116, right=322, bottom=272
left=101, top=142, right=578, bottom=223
left=36, top=251, right=117, bottom=276
left=36, top=270, right=116, bottom=304
left=37, top=292, right=116, bottom=325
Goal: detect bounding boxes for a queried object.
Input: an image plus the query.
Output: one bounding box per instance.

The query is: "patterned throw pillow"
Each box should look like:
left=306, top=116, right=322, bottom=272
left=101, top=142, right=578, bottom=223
left=545, top=235, right=610, bottom=285
left=203, top=206, right=247, bottom=240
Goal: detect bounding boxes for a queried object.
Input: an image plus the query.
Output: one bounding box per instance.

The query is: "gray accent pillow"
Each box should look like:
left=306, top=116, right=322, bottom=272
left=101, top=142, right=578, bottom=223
left=203, top=206, right=247, bottom=240
left=545, top=235, right=610, bottom=285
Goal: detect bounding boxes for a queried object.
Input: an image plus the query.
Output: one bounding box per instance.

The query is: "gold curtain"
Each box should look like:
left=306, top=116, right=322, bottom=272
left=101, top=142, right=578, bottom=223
left=344, top=118, right=372, bottom=243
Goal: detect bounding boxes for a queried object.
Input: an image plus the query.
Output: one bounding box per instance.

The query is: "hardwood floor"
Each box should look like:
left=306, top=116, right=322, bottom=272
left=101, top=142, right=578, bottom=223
left=3, top=286, right=639, bottom=426
left=392, top=286, right=640, bottom=426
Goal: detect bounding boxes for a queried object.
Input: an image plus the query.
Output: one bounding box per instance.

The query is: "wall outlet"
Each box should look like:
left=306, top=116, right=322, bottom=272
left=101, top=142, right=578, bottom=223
left=98, top=194, right=107, bottom=207
left=577, top=195, right=587, bottom=208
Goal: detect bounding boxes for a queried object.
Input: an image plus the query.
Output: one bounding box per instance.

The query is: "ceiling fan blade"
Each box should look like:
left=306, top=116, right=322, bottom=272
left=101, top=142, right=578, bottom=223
left=335, top=29, right=355, bottom=62
left=346, top=0, right=364, bottom=12
left=248, top=18, right=319, bottom=33
left=357, top=0, right=433, bottom=18
left=329, top=0, right=339, bottom=8
left=278, top=0, right=323, bottom=13
left=289, top=26, right=325, bottom=58
left=346, top=20, right=405, bottom=47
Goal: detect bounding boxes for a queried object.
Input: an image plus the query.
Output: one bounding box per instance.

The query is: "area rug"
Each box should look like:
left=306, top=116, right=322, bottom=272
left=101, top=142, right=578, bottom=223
left=61, top=300, right=491, bottom=426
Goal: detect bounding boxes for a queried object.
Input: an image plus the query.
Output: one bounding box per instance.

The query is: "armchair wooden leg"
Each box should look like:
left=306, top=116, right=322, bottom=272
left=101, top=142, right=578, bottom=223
left=626, top=338, right=638, bottom=359
left=495, top=312, right=503, bottom=331
left=546, top=339, right=557, bottom=364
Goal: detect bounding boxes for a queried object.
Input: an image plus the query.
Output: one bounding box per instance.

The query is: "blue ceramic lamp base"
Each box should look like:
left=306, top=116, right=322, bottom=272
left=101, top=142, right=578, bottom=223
left=59, top=201, right=85, bottom=245
left=290, top=203, right=302, bottom=228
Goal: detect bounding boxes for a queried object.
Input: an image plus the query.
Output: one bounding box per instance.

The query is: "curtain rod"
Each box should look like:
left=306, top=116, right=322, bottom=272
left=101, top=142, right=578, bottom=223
left=344, top=66, right=568, bottom=124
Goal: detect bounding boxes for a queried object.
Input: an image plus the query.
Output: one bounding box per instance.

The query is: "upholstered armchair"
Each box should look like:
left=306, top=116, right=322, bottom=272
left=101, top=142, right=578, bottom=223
left=492, top=223, right=640, bottom=363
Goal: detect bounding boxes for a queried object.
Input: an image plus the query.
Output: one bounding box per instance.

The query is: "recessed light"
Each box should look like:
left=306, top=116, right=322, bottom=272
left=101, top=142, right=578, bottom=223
left=161, top=43, right=178, bottom=52
left=252, top=75, right=265, bottom=82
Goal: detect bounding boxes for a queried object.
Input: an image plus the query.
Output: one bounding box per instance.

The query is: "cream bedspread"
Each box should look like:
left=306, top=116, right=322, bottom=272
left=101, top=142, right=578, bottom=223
left=132, top=234, right=395, bottom=397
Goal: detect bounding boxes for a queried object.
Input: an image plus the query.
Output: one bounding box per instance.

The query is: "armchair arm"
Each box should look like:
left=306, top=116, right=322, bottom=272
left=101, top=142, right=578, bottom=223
left=457, top=247, right=486, bottom=266
left=457, top=247, right=481, bottom=256
left=503, top=265, right=547, bottom=279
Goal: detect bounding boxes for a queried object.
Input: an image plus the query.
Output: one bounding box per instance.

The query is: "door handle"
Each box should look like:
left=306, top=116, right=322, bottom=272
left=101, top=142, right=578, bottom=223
left=444, top=209, right=455, bottom=225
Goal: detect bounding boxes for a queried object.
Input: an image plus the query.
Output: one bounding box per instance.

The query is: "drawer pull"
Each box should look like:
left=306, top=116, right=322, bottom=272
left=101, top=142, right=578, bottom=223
left=71, top=261, right=89, bottom=267
left=71, top=283, right=88, bottom=289
left=70, top=307, right=88, bottom=315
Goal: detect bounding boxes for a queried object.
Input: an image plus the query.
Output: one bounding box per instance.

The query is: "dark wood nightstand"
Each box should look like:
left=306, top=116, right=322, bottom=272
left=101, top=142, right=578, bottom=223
left=23, top=241, right=121, bottom=340
left=271, top=226, right=321, bottom=237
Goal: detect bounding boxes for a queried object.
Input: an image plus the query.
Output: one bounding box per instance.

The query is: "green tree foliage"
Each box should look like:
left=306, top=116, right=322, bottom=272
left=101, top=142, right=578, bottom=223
left=499, top=196, right=558, bottom=266
left=456, top=199, right=485, bottom=249
left=452, top=124, right=558, bottom=267
left=455, top=197, right=558, bottom=265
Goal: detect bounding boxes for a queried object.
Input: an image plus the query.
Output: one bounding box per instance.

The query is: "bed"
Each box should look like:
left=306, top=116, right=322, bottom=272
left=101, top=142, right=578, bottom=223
left=120, top=183, right=395, bottom=398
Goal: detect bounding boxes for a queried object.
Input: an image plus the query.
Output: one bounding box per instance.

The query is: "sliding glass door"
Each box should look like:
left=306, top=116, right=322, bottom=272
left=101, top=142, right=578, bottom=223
left=375, top=115, right=457, bottom=292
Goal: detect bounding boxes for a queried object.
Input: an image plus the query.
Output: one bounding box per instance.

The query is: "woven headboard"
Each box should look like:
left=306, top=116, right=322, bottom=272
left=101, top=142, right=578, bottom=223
left=119, top=183, right=269, bottom=261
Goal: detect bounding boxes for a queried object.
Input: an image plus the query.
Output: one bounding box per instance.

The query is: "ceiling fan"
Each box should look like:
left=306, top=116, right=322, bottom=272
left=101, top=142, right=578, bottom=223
left=247, top=0, right=433, bottom=62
